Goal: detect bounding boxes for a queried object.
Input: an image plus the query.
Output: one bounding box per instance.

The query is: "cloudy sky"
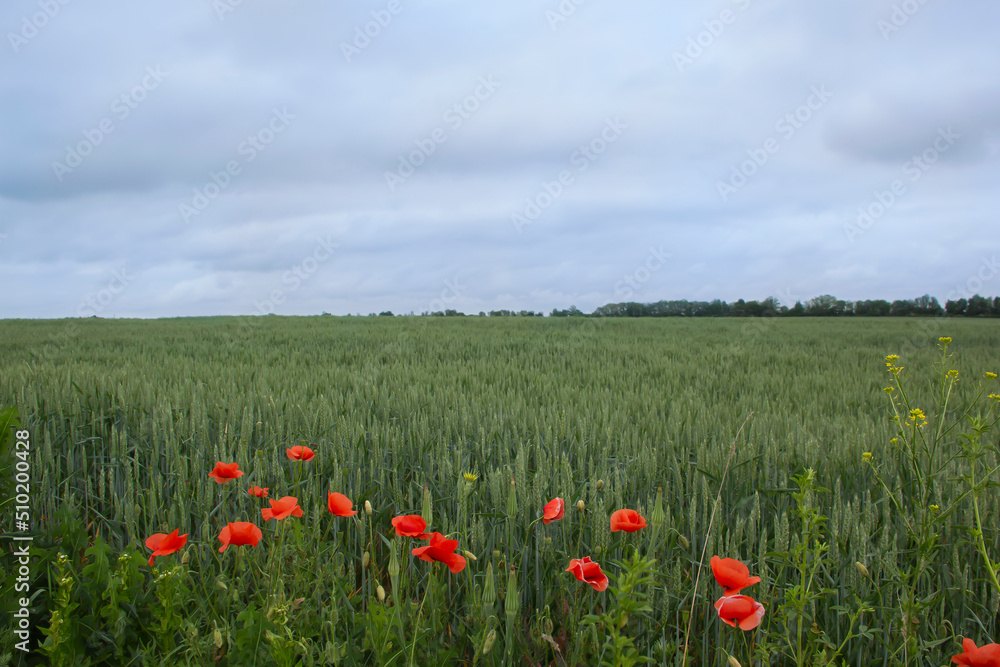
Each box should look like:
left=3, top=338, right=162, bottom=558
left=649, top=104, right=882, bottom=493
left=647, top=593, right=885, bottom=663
left=1, top=0, right=998, bottom=318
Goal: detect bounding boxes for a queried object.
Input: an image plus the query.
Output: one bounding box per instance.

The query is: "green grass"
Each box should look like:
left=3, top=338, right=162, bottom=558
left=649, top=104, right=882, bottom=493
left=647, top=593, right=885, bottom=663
left=1, top=316, right=998, bottom=665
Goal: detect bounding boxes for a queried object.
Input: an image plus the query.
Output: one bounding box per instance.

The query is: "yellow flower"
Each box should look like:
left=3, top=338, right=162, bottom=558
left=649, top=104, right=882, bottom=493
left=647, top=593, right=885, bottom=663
left=946, top=370, right=959, bottom=379
left=908, top=408, right=928, bottom=426
left=886, top=354, right=900, bottom=362
left=890, top=437, right=898, bottom=445
left=989, top=393, right=1000, bottom=402
left=862, top=452, right=873, bottom=462
left=883, top=387, right=894, bottom=393
left=930, top=504, right=939, bottom=512
left=938, top=337, right=952, bottom=344
left=463, top=471, right=478, bottom=483
left=986, top=372, right=998, bottom=380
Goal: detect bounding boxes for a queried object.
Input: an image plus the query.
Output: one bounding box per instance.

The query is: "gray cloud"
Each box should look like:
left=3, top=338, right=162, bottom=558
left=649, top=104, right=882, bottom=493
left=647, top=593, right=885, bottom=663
left=1, top=0, right=999, bottom=317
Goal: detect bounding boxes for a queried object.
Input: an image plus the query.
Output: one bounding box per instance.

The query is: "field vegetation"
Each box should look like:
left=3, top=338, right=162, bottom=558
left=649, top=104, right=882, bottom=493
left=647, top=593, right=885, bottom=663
left=1, top=316, right=998, bottom=665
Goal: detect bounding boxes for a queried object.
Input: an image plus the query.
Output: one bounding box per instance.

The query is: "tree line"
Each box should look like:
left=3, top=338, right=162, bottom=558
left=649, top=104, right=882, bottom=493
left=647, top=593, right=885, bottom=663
left=390, top=293, right=999, bottom=318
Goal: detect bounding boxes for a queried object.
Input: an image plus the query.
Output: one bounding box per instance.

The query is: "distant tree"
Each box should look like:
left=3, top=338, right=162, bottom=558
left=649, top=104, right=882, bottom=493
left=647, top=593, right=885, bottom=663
left=379, top=311, right=394, bottom=317
left=889, top=300, right=914, bottom=317
left=789, top=301, right=805, bottom=316
left=966, top=294, right=990, bottom=317
left=761, top=296, right=782, bottom=316
left=945, top=298, right=967, bottom=316
left=912, top=294, right=943, bottom=316
left=807, top=295, right=843, bottom=316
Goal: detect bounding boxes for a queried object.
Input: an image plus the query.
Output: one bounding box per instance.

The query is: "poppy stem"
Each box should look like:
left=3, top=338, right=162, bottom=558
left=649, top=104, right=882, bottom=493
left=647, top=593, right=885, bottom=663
left=408, top=567, right=434, bottom=667
left=682, top=411, right=754, bottom=667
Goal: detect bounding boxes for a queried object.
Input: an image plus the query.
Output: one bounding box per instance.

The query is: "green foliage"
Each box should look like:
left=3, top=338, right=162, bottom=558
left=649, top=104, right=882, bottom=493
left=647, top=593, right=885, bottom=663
left=1, top=317, right=998, bottom=664
left=580, top=550, right=656, bottom=666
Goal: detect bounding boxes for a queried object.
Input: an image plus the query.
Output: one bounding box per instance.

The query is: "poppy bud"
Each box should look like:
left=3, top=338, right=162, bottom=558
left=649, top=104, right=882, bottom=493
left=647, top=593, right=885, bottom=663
left=388, top=542, right=400, bottom=579
left=482, top=629, right=497, bottom=656
left=463, top=550, right=477, bottom=562
left=421, top=484, right=433, bottom=526
left=678, top=534, right=690, bottom=549
left=507, top=476, right=517, bottom=519
left=855, top=562, right=870, bottom=578
left=650, top=487, right=665, bottom=528
left=728, top=656, right=741, bottom=667
left=362, top=551, right=370, bottom=569
left=214, top=628, right=224, bottom=649
left=576, top=499, right=585, bottom=512
left=483, top=562, right=496, bottom=608
left=216, top=576, right=228, bottom=591
left=364, top=500, right=373, bottom=516
left=181, top=550, right=190, bottom=565
left=376, top=585, right=385, bottom=602
left=596, top=479, right=604, bottom=491
left=506, top=567, right=520, bottom=618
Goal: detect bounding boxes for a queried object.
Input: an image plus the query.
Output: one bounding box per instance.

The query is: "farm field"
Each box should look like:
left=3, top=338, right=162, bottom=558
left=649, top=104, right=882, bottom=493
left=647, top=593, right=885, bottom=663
left=1, top=315, right=999, bottom=665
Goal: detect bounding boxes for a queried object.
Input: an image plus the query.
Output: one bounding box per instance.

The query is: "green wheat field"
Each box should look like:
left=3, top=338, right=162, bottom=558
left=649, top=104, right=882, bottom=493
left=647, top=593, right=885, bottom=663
left=1, top=316, right=998, bottom=665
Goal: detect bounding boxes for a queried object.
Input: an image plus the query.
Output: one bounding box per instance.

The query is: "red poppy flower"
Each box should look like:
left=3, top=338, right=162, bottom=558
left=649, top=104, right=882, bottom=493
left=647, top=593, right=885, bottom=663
left=286, top=445, right=315, bottom=461
left=711, top=556, right=761, bottom=597
left=411, top=531, right=467, bottom=573
left=247, top=486, right=269, bottom=498
left=714, top=595, right=766, bottom=631
left=144, top=529, right=188, bottom=566
left=208, top=462, right=243, bottom=484
left=542, top=497, right=565, bottom=524
left=566, top=556, right=609, bottom=592
left=609, top=508, right=647, bottom=533
left=328, top=491, right=358, bottom=517
left=261, top=496, right=303, bottom=521
left=391, top=514, right=431, bottom=539
left=218, top=522, right=263, bottom=552
left=953, top=638, right=1000, bottom=666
